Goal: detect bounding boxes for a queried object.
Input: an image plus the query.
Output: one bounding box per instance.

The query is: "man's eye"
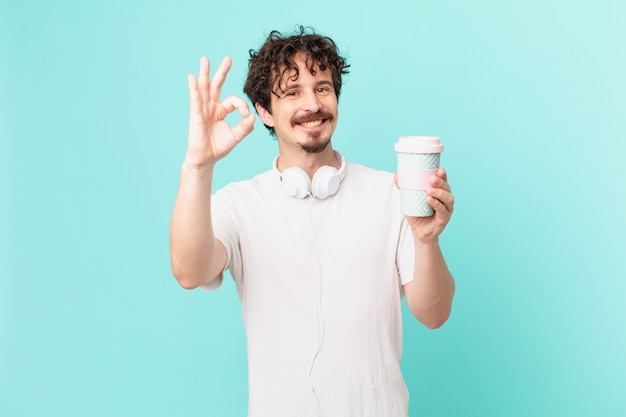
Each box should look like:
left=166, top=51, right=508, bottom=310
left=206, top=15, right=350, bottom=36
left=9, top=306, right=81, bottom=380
left=317, top=87, right=330, bottom=93
left=285, top=91, right=298, bottom=97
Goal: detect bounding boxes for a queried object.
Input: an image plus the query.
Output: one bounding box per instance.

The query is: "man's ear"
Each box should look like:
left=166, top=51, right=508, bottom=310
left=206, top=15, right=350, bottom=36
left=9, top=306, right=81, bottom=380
left=255, top=103, right=274, bottom=128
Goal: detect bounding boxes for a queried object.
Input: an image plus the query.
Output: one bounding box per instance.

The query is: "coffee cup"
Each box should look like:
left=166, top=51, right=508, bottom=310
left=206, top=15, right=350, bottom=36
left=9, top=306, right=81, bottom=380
left=395, top=136, right=444, bottom=217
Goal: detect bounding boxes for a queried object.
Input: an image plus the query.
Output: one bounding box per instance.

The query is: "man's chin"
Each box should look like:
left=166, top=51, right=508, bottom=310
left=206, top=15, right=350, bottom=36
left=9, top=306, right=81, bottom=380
left=300, top=137, right=331, bottom=154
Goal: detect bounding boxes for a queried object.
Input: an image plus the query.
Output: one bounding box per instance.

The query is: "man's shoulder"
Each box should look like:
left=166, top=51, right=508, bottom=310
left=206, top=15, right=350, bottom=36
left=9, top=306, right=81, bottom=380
left=342, top=161, right=399, bottom=202
left=214, top=169, right=275, bottom=199
left=345, top=161, right=395, bottom=184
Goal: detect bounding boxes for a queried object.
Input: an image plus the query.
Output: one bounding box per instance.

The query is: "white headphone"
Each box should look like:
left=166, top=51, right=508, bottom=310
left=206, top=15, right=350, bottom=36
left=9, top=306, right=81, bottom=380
left=273, top=152, right=346, bottom=199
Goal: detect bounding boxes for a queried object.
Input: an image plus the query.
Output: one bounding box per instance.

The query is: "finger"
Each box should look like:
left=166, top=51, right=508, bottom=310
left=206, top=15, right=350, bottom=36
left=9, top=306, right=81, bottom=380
left=232, top=113, right=256, bottom=142
left=427, top=188, right=455, bottom=212
left=393, top=173, right=398, bottom=189
left=427, top=195, right=452, bottom=218
left=197, top=57, right=210, bottom=101
left=217, top=95, right=251, bottom=120
left=437, top=168, right=447, bottom=182
left=187, top=74, right=202, bottom=117
left=430, top=170, right=451, bottom=193
left=219, top=95, right=255, bottom=142
left=209, top=56, right=232, bottom=103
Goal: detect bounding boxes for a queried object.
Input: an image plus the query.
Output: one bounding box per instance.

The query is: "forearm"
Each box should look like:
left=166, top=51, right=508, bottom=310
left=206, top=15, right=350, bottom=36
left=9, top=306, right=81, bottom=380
left=405, top=238, right=455, bottom=328
left=170, top=161, right=223, bottom=289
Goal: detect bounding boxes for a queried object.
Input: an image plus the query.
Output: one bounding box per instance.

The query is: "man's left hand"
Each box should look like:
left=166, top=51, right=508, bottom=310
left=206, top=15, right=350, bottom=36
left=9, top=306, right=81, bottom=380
left=404, top=168, right=454, bottom=244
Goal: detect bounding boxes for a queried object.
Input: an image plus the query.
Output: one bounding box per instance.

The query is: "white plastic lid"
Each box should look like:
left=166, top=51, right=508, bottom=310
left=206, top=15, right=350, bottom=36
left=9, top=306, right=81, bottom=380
left=394, top=136, right=443, bottom=153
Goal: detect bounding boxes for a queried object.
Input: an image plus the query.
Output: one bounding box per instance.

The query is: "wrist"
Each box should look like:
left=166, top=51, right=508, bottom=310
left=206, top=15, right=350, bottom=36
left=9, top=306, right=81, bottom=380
left=413, top=235, right=440, bottom=250
left=182, top=155, right=217, bottom=171
left=408, top=221, right=442, bottom=246
left=180, top=159, right=217, bottom=185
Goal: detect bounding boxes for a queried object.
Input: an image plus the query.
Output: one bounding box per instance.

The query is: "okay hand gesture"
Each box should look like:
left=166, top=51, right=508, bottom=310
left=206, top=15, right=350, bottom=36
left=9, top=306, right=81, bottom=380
left=185, top=57, right=255, bottom=167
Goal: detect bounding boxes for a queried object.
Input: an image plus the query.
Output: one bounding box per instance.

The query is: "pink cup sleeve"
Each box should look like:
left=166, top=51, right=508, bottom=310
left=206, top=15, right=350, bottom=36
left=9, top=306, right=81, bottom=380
left=397, top=167, right=438, bottom=190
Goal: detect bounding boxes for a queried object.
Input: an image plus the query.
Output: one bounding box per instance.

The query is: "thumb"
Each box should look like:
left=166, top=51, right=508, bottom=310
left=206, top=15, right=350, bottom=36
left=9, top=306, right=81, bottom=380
left=232, top=113, right=255, bottom=142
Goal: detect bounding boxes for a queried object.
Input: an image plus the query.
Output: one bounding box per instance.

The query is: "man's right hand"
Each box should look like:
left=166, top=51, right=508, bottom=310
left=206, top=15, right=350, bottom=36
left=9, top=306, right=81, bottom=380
left=186, top=56, right=255, bottom=167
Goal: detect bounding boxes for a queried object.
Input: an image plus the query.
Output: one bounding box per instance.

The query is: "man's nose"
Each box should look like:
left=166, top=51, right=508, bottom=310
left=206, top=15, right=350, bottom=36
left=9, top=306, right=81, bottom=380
left=301, top=90, right=322, bottom=112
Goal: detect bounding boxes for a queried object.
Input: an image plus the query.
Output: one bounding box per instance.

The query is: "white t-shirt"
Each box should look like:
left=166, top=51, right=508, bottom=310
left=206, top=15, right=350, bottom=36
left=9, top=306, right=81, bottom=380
left=209, top=161, right=415, bottom=417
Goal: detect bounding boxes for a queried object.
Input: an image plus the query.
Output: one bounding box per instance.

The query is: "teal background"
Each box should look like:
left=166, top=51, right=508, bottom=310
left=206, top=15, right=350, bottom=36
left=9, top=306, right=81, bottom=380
left=2, top=0, right=625, bottom=416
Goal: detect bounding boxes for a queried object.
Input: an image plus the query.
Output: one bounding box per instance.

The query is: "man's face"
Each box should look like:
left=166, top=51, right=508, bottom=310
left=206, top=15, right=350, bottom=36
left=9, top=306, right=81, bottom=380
left=257, top=54, right=338, bottom=154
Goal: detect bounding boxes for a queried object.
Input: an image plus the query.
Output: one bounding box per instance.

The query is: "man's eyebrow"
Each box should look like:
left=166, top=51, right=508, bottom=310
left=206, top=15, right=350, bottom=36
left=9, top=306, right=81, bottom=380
left=283, top=81, right=301, bottom=90
left=284, top=80, right=333, bottom=89
left=316, top=80, right=334, bottom=87
left=280, top=79, right=333, bottom=92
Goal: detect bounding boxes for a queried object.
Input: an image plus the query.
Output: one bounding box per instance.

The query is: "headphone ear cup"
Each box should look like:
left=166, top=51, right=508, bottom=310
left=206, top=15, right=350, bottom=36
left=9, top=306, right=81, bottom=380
left=312, top=166, right=340, bottom=200
left=281, top=167, right=311, bottom=199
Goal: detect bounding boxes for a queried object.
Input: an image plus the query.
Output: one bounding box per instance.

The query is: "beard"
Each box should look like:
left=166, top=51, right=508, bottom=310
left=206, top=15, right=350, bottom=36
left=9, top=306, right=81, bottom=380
left=300, top=133, right=331, bottom=154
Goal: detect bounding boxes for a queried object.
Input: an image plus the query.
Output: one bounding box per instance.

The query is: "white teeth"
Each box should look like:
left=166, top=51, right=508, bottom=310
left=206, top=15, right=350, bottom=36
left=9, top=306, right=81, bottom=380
left=300, top=120, right=323, bottom=128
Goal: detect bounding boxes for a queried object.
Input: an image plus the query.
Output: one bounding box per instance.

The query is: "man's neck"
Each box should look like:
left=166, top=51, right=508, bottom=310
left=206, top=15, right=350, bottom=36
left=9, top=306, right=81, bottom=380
left=275, top=145, right=340, bottom=179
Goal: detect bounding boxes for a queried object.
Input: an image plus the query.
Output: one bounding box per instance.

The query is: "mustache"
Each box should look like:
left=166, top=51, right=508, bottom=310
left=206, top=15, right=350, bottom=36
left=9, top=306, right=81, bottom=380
left=291, top=110, right=335, bottom=125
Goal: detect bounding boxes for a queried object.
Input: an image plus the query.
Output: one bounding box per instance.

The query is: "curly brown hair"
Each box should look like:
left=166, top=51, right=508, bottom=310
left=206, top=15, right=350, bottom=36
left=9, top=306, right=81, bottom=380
left=243, top=26, right=350, bottom=134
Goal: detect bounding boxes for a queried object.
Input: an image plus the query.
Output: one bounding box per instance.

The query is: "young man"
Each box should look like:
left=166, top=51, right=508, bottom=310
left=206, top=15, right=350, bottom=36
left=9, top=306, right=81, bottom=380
left=170, top=28, right=455, bottom=417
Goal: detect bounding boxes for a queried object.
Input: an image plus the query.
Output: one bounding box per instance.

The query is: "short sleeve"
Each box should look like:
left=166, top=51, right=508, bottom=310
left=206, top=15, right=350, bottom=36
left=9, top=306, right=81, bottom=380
left=396, top=219, right=415, bottom=286
left=198, top=189, right=241, bottom=291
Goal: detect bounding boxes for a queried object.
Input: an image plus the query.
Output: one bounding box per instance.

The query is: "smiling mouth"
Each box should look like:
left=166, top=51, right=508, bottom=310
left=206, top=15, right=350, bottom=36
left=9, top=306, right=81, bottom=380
left=292, top=111, right=334, bottom=129
left=299, top=119, right=324, bottom=128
